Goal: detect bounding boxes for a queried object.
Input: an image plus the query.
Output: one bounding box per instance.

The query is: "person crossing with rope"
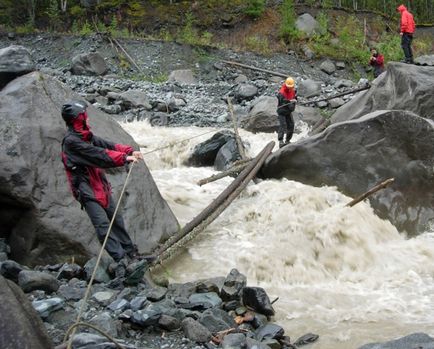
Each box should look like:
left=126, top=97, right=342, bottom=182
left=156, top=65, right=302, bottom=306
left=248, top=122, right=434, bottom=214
left=276, top=76, right=297, bottom=148
left=60, top=100, right=153, bottom=287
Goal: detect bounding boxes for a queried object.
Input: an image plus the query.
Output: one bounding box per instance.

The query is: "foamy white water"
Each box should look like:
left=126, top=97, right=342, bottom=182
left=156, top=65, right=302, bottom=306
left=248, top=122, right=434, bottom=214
left=122, top=120, right=434, bottom=348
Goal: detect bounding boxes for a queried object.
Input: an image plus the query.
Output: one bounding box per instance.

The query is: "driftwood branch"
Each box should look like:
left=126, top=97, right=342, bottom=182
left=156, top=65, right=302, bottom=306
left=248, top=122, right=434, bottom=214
left=346, top=178, right=394, bottom=207
left=227, top=97, right=247, bottom=160
left=221, top=60, right=288, bottom=78
left=299, top=84, right=371, bottom=106
left=197, top=162, right=250, bottom=186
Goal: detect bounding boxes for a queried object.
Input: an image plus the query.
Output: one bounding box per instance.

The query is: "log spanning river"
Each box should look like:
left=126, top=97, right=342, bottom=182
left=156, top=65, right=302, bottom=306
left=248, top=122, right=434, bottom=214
left=122, top=120, right=434, bottom=349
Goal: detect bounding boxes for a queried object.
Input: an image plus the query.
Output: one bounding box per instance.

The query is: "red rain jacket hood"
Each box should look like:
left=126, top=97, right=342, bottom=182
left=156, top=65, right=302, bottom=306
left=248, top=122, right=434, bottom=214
left=397, top=5, right=415, bottom=34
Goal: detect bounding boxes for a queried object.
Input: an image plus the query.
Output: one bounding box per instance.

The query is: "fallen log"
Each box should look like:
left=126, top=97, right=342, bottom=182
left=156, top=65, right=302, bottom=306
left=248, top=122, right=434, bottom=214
left=221, top=60, right=288, bottom=78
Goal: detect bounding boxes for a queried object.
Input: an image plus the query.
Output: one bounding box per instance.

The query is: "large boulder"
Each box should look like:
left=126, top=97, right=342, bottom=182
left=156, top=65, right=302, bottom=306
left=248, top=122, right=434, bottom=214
left=331, top=63, right=434, bottom=124
left=242, top=97, right=319, bottom=133
left=242, top=96, right=278, bottom=133
left=261, top=110, right=434, bottom=235
left=0, top=45, right=35, bottom=89
left=358, top=333, right=434, bottom=349
left=168, top=69, right=196, bottom=85
left=0, top=72, right=178, bottom=266
left=71, top=52, right=108, bottom=76
left=295, top=13, right=322, bottom=37
left=0, top=275, right=54, bottom=349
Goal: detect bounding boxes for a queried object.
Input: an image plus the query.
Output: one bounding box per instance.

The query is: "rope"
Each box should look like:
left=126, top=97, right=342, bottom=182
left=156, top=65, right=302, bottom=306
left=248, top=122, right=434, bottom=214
left=65, top=161, right=136, bottom=349
left=139, top=128, right=222, bottom=156
left=63, top=322, right=126, bottom=349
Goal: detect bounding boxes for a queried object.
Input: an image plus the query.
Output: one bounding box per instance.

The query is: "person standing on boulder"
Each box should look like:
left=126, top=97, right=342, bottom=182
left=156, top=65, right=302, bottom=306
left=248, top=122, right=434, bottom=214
left=369, top=48, right=385, bottom=78
left=276, top=77, right=297, bottom=148
left=60, top=100, right=143, bottom=264
left=397, top=4, right=415, bottom=64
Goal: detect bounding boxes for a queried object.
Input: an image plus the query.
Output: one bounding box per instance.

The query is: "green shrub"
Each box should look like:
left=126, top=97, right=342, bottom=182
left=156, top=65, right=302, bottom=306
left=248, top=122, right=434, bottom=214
left=279, top=0, right=301, bottom=42
left=79, top=22, right=93, bottom=36
left=179, top=12, right=199, bottom=45
left=244, top=0, right=266, bottom=18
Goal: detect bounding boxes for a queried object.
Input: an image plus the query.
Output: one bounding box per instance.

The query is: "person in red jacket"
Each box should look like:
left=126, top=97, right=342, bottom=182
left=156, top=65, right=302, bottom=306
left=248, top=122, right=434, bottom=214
left=276, top=77, right=297, bottom=148
left=61, top=100, right=143, bottom=263
left=369, top=48, right=385, bottom=78
left=397, top=4, right=415, bottom=64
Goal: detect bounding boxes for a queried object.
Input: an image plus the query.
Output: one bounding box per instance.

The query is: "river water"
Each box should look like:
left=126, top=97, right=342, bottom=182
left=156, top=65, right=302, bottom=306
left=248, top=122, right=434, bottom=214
left=122, top=120, right=434, bottom=349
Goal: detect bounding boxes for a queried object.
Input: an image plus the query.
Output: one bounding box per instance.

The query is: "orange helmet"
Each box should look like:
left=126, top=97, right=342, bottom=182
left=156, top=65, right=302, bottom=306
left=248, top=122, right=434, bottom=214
left=285, top=77, right=295, bottom=88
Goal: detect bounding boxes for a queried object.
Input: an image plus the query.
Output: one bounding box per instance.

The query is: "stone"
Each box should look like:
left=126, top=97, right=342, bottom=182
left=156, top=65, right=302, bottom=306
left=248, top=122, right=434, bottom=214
left=0, top=275, right=53, bottom=349
left=0, top=72, right=178, bottom=267
left=89, top=312, right=118, bottom=337
left=319, top=59, right=336, bottom=75
left=0, top=260, right=25, bottom=282
left=32, top=297, right=64, bottom=319
left=262, top=110, right=434, bottom=235
left=242, top=287, right=275, bottom=316
left=71, top=52, right=108, bottom=76
left=298, top=79, right=322, bottom=98
left=187, top=130, right=236, bottom=167
left=332, top=63, right=434, bottom=124
left=243, top=96, right=278, bottom=133
left=358, top=332, right=434, bottom=349
left=255, top=323, right=285, bottom=341
left=0, top=45, right=35, bottom=88
left=181, top=317, right=212, bottom=343
left=235, top=83, right=258, bottom=102
left=221, top=269, right=246, bottom=301
left=295, top=13, right=322, bottom=37
left=168, top=69, right=196, bottom=84
left=18, top=270, right=60, bottom=293
left=221, top=333, right=247, bottom=348
left=214, top=138, right=242, bottom=171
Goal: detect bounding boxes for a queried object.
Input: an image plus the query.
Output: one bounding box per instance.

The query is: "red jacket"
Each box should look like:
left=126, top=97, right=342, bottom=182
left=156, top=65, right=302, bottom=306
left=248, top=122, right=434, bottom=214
left=398, top=5, right=415, bottom=34
left=61, top=111, right=134, bottom=208
left=369, top=54, right=384, bottom=68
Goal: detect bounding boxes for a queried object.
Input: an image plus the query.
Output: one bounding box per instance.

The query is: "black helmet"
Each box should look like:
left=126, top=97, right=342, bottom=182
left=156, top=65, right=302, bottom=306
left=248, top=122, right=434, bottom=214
left=61, top=100, right=87, bottom=123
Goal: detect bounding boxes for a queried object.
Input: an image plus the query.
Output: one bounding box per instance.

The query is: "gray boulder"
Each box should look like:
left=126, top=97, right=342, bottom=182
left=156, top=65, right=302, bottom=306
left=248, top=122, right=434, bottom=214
left=242, top=96, right=278, bottom=133
left=0, top=72, right=178, bottom=266
left=181, top=317, right=212, bottom=343
left=235, top=83, right=258, bottom=102
left=331, top=63, right=434, bottom=124
left=0, top=275, right=53, bottom=349
left=295, top=13, right=322, bottom=37
left=18, top=270, right=60, bottom=293
left=168, top=69, right=196, bottom=84
left=187, top=130, right=236, bottom=167
left=414, top=55, right=434, bottom=66
left=261, top=110, right=434, bottom=235
left=298, top=79, right=322, bottom=98
left=71, top=52, right=108, bottom=76
left=319, top=59, right=336, bottom=75
left=358, top=333, right=434, bottom=349
left=0, top=45, right=35, bottom=89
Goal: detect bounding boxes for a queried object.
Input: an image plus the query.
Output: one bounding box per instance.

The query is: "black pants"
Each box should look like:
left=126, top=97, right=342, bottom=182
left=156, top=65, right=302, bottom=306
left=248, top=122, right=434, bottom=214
left=84, top=197, right=135, bottom=262
left=401, top=33, right=413, bottom=63
left=277, top=113, right=294, bottom=143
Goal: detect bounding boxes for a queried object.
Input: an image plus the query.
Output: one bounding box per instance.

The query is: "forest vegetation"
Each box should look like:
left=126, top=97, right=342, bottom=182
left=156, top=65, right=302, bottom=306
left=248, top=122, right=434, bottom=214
left=0, top=0, right=433, bottom=67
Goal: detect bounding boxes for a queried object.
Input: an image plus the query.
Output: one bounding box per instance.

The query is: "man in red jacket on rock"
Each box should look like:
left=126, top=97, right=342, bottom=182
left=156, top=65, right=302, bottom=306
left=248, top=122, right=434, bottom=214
left=369, top=48, right=385, bottom=78
left=61, top=100, right=143, bottom=263
left=397, top=4, right=415, bottom=64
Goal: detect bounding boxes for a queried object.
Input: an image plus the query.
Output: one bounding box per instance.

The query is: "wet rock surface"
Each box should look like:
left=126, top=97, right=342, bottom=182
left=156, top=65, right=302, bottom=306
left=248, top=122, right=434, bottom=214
left=262, top=110, right=434, bottom=235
